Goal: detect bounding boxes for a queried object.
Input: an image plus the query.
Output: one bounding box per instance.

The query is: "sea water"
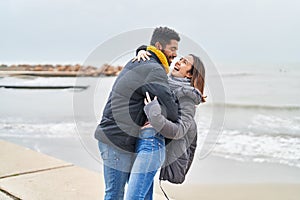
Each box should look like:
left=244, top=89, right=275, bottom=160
left=0, top=64, right=299, bottom=170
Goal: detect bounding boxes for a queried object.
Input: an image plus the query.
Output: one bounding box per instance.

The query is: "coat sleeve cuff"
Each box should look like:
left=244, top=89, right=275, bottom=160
left=143, top=99, right=161, bottom=119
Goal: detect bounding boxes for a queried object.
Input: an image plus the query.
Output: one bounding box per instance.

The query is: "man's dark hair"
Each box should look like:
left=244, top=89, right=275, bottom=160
left=150, top=27, right=180, bottom=48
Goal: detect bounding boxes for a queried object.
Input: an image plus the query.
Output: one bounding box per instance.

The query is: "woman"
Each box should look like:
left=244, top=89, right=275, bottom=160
left=125, top=49, right=206, bottom=200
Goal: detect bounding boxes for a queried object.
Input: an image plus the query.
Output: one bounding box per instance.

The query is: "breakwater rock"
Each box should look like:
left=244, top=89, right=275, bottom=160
left=0, top=64, right=123, bottom=77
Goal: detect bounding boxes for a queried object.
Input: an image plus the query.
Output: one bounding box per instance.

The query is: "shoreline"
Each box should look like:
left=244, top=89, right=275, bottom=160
left=186, top=155, right=300, bottom=184
left=2, top=136, right=300, bottom=184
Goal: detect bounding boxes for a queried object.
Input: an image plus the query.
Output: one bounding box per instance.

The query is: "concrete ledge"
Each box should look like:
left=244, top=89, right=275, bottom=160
left=0, top=165, right=103, bottom=200
left=0, top=190, right=14, bottom=200
left=0, top=140, right=167, bottom=200
left=0, top=140, right=72, bottom=179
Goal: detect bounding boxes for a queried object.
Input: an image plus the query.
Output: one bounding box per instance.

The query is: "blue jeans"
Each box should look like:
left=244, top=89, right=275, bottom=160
left=125, top=128, right=166, bottom=200
left=98, top=141, right=135, bottom=200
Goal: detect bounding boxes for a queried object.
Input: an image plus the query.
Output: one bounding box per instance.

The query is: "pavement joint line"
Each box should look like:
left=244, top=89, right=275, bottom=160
left=0, top=164, right=74, bottom=180
left=0, top=188, right=21, bottom=200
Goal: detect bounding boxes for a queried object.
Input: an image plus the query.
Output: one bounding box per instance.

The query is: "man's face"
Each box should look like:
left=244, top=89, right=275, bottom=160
left=162, top=39, right=178, bottom=65
left=171, top=55, right=193, bottom=78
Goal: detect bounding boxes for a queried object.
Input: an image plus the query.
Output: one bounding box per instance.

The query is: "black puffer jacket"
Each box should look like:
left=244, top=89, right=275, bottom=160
left=94, top=51, right=178, bottom=153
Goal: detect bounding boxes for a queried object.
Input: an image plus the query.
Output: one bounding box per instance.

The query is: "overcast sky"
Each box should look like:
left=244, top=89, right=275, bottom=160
left=0, top=0, right=299, bottom=66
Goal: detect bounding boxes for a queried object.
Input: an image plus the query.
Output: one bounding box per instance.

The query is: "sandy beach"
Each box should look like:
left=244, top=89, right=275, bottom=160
left=153, top=155, right=300, bottom=199
left=155, top=183, right=300, bottom=200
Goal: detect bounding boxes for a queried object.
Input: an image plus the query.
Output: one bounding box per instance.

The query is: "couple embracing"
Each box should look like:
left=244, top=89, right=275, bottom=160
left=94, top=27, right=206, bottom=200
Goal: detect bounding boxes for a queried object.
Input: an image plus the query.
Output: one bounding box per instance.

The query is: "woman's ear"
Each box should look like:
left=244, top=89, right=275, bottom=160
left=154, top=42, right=162, bottom=50
left=185, top=72, right=192, bottom=79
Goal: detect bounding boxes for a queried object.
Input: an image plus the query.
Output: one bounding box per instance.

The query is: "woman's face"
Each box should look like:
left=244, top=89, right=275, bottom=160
left=171, top=55, right=193, bottom=78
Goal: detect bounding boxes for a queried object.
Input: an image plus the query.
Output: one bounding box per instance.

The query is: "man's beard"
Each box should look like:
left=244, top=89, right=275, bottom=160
left=161, top=49, right=175, bottom=65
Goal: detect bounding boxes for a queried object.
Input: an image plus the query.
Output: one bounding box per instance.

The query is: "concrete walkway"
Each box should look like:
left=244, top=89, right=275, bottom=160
left=0, top=140, right=167, bottom=200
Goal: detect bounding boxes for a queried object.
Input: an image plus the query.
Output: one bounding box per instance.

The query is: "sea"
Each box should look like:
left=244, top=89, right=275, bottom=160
left=0, top=63, right=300, bottom=173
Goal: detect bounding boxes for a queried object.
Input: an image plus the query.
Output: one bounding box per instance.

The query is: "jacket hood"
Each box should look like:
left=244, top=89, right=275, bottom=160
left=174, top=86, right=202, bottom=105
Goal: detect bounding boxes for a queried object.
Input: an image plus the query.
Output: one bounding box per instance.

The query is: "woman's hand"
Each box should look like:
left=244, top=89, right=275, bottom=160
left=144, top=92, right=157, bottom=105
left=132, top=50, right=151, bottom=62
left=142, top=92, right=157, bottom=129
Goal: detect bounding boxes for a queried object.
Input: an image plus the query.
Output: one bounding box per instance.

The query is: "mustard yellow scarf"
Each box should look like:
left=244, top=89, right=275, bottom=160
left=146, top=45, right=169, bottom=74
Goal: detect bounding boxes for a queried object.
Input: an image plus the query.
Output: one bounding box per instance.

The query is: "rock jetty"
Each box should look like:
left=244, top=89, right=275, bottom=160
left=0, top=64, right=123, bottom=77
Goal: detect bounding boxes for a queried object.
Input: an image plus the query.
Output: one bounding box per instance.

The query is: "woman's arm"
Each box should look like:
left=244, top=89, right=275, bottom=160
left=144, top=97, right=196, bottom=139
left=132, top=45, right=151, bottom=62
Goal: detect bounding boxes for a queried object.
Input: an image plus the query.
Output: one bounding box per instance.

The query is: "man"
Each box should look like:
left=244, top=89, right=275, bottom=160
left=94, top=27, right=180, bottom=200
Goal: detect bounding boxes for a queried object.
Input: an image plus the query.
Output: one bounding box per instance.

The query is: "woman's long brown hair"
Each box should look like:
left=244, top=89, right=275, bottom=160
left=189, top=54, right=206, bottom=102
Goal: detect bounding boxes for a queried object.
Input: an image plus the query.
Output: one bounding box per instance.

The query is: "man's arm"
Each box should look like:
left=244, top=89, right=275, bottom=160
left=142, top=67, right=178, bottom=122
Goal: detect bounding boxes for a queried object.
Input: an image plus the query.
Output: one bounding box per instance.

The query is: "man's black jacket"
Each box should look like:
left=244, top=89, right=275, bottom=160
left=94, top=51, right=178, bottom=152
